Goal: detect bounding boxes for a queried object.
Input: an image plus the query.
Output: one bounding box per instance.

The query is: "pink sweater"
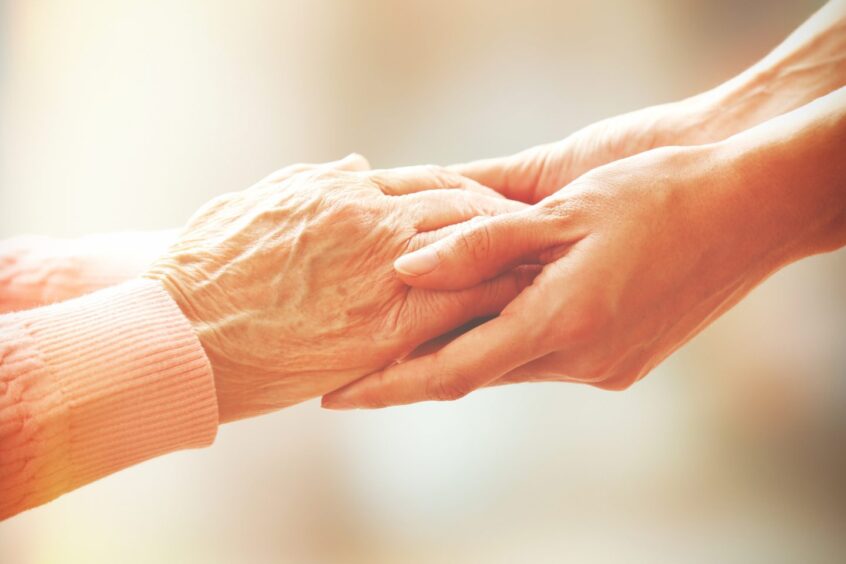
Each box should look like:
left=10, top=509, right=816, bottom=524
left=0, top=234, right=219, bottom=520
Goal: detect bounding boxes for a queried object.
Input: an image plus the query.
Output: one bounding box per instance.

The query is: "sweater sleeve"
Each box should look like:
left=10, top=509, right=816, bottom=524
left=0, top=279, right=218, bottom=520
left=0, top=230, right=178, bottom=314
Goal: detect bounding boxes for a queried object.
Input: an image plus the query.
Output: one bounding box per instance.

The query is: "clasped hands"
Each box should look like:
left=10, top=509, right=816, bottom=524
left=145, top=0, right=846, bottom=419
left=145, top=88, right=845, bottom=421
left=139, top=1, right=846, bottom=421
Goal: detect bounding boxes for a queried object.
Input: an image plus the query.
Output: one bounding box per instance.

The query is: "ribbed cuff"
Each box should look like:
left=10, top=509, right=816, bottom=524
left=0, top=279, right=218, bottom=518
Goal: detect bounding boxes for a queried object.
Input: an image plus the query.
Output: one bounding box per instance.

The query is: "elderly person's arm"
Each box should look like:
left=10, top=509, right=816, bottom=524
left=0, top=156, right=371, bottom=313
left=0, top=230, right=178, bottom=313
left=0, top=162, right=530, bottom=520
left=0, top=279, right=217, bottom=520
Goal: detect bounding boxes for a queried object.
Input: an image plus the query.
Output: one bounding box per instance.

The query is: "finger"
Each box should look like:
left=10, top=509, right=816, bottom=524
left=448, top=144, right=556, bottom=204
left=405, top=265, right=541, bottom=345
left=408, top=221, right=544, bottom=259
left=261, top=153, right=371, bottom=183
left=394, top=209, right=558, bottom=290
left=322, top=306, right=548, bottom=409
left=395, top=335, right=579, bottom=389
left=401, top=318, right=488, bottom=362
left=490, top=352, right=578, bottom=385
left=401, top=189, right=528, bottom=232
left=369, top=165, right=502, bottom=197
left=410, top=222, right=470, bottom=249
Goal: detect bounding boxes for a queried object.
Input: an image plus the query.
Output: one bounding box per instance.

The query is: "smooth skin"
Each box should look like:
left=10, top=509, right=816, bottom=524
left=449, top=0, right=846, bottom=205
left=322, top=1, right=846, bottom=409
left=323, top=85, right=846, bottom=408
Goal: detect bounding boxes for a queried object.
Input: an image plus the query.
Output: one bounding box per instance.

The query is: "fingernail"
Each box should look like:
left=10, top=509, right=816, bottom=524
left=394, top=247, right=440, bottom=276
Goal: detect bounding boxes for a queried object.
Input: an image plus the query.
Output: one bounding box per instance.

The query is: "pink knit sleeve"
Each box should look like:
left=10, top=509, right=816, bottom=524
left=0, top=230, right=178, bottom=314
left=0, top=279, right=218, bottom=520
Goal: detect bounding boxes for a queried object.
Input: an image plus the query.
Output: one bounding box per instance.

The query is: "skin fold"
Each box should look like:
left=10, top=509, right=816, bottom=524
left=322, top=86, right=846, bottom=409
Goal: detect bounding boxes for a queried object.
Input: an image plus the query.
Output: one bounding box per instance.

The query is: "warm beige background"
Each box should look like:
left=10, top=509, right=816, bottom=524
left=1, top=1, right=844, bottom=562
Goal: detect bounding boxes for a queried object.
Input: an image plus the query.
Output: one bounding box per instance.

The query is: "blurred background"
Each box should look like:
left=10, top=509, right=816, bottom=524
left=1, top=0, right=844, bottom=562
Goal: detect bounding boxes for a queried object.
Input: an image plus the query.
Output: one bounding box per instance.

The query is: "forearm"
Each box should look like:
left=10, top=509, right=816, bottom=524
left=710, top=86, right=846, bottom=272
left=681, top=0, right=846, bottom=145
left=0, top=279, right=218, bottom=519
left=0, top=229, right=178, bottom=313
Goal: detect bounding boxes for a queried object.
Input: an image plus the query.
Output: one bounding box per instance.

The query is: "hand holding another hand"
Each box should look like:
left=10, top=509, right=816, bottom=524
left=449, top=0, right=846, bottom=204
left=323, top=88, right=846, bottom=408
left=325, top=146, right=738, bottom=406
left=146, top=156, right=533, bottom=422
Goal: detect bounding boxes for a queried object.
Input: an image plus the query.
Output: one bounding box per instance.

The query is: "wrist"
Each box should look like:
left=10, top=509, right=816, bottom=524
left=144, top=259, right=276, bottom=424
left=701, top=93, right=846, bottom=270
left=682, top=3, right=846, bottom=147
left=610, top=96, right=733, bottom=154
left=142, top=262, right=230, bottom=419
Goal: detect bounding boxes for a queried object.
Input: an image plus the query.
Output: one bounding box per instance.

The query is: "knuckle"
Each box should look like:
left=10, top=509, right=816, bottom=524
left=300, top=167, right=340, bottom=184
left=455, top=223, right=494, bottom=263
left=572, top=357, right=616, bottom=384
left=277, top=163, right=312, bottom=178
left=423, top=163, right=443, bottom=178
left=464, top=197, right=500, bottom=219
left=536, top=197, right=577, bottom=228
left=427, top=367, right=472, bottom=401
left=591, top=370, right=639, bottom=392
left=424, top=164, right=458, bottom=188
left=594, top=355, right=653, bottom=391
left=367, top=171, right=390, bottom=193
left=436, top=381, right=471, bottom=402
left=436, top=167, right=462, bottom=186
left=193, top=191, right=238, bottom=219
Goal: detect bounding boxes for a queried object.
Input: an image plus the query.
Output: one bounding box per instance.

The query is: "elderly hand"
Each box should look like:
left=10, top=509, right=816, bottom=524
left=0, top=154, right=376, bottom=312
left=322, top=88, right=846, bottom=408
left=145, top=158, right=533, bottom=421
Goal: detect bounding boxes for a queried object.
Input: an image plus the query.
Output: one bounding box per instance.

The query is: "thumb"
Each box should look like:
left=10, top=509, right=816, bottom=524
left=448, top=157, right=512, bottom=195
left=448, top=144, right=555, bottom=204
left=394, top=210, right=551, bottom=290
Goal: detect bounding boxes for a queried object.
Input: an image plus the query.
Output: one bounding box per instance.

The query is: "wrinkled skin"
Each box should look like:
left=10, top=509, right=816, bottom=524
left=325, top=147, right=744, bottom=405
left=146, top=164, right=532, bottom=421
left=0, top=156, right=369, bottom=313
